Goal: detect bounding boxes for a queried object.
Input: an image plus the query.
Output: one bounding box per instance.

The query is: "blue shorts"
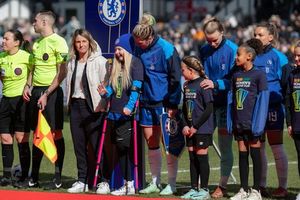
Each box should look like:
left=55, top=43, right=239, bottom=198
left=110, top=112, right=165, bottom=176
left=265, top=104, right=284, bottom=131
left=140, top=107, right=163, bottom=126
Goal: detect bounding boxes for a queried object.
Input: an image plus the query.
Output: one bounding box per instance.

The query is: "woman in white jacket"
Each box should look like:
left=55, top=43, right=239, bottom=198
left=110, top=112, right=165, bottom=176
left=65, top=28, right=108, bottom=193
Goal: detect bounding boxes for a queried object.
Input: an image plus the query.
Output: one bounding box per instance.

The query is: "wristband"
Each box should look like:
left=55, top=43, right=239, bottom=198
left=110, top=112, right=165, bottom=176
left=44, top=89, right=50, bottom=96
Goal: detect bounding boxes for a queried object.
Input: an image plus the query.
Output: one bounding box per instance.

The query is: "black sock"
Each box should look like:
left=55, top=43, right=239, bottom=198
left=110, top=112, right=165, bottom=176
left=197, top=154, right=209, bottom=189
left=189, top=151, right=198, bottom=190
left=18, top=142, right=31, bottom=179
left=54, top=138, right=65, bottom=180
left=2, top=144, right=14, bottom=178
left=294, top=138, right=300, bottom=177
left=31, top=144, right=43, bottom=181
left=250, top=147, right=261, bottom=191
left=239, top=151, right=249, bottom=191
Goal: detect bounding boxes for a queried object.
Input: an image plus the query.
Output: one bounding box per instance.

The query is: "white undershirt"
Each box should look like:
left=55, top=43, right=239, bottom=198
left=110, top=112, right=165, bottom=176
left=72, top=62, right=86, bottom=99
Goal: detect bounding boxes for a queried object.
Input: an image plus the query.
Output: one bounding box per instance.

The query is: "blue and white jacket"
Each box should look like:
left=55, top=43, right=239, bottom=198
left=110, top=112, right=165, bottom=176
left=134, top=35, right=182, bottom=109
left=200, top=38, right=238, bottom=107
left=254, top=44, right=289, bottom=105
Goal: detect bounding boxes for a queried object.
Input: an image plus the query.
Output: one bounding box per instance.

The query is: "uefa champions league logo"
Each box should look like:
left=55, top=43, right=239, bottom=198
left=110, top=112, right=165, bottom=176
left=98, top=0, right=126, bottom=26
left=236, top=88, right=248, bottom=110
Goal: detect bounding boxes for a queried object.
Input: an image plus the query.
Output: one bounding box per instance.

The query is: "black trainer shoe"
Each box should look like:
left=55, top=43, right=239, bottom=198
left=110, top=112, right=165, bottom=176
left=13, top=177, right=30, bottom=188
left=0, top=177, right=12, bottom=186
left=28, top=178, right=40, bottom=188
left=43, top=178, right=62, bottom=190
left=260, top=186, right=271, bottom=198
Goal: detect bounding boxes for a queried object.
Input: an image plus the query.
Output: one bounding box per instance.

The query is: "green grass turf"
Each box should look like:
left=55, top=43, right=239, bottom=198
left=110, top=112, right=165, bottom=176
left=0, top=121, right=299, bottom=199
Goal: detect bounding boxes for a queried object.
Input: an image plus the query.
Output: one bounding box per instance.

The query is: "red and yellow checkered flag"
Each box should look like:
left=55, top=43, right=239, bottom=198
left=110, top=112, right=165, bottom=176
left=33, top=110, right=57, bottom=163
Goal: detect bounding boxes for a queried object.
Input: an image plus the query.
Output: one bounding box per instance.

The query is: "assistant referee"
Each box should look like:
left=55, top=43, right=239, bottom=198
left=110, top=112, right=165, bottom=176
left=22, top=10, right=69, bottom=190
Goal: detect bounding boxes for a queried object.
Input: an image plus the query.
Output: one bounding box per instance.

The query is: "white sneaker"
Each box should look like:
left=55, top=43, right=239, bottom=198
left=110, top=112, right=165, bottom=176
left=67, top=181, right=88, bottom=193
left=159, top=184, right=177, bottom=195
left=96, top=181, right=110, bottom=194
left=296, top=193, right=300, bottom=200
left=230, top=188, right=248, bottom=200
left=247, top=188, right=262, bottom=200
left=111, top=181, right=135, bottom=196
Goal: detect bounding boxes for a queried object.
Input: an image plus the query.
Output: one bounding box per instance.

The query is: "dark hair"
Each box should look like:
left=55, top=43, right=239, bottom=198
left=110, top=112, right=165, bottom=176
left=240, top=38, right=263, bottom=61
left=256, top=22, right=278, bottom=46
left=182, top=55, right=207, bottom=78
left=203, top=17, right=224, bottom=34
left=6, top=29, right=31, bottom=52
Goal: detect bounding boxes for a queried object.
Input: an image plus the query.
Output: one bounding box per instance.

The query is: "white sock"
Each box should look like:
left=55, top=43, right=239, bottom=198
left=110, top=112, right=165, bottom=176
left=166, top=154, right=178, bottom=188
left=127, top=180, right=134, bottom=188
left=148, top=148, right=162, bottom=185
left=271, top=144, right=288, bottom=189
left=260, top=142, right=268, bottom=188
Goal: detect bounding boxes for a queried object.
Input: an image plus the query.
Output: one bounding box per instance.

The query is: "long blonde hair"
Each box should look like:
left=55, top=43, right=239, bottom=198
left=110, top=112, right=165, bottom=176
left=109, top=48, right=132, bottom=91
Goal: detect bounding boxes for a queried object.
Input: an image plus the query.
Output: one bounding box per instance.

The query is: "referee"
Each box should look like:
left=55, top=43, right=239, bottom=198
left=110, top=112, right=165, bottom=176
left=0, top=30, right=32, bottom=186
left=22, top=10, right=69, bottom=190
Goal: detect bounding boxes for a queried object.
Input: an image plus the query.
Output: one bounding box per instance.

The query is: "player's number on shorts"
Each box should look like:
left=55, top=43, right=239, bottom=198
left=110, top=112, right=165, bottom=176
left=268, top=111, right=277, bottom=122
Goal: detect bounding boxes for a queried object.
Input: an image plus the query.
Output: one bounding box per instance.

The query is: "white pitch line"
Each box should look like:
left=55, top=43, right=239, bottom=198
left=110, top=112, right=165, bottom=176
left=145, top=161, right=298, bottom=175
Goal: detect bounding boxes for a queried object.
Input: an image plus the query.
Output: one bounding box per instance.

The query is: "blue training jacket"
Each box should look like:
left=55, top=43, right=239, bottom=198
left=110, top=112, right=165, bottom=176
left=253, top=44, right=289, bottom=105
left=200, top=38, right=238, bottom=107
left=134, top=35, right=182, bottom=109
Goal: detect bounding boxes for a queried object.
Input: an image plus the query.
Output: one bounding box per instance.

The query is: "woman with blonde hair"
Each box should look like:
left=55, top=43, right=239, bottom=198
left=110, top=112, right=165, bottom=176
left=132, top=14, right=182, bottom=196
left=97, top=33, right=144, bottom=196
left=199, top=17, right=238, bottom=198
left=65, top=28, right=108, bottom=193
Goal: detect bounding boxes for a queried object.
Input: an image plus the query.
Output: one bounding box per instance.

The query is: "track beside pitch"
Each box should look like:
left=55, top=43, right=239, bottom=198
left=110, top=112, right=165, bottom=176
left=0, top=189, right=179, bottom=200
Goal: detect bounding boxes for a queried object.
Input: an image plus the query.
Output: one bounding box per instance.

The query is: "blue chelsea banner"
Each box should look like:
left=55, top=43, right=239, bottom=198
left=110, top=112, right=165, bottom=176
left=85, top=0, right=142, bottom=58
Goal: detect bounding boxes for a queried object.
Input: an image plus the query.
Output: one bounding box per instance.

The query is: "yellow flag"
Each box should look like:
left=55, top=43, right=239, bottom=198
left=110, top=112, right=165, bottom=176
left=33, top=110, right=57, bottom=163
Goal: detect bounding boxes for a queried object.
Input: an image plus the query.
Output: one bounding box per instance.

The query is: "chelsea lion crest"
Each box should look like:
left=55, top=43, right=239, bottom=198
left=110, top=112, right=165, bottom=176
left=98, top=0, right=126, bottom=26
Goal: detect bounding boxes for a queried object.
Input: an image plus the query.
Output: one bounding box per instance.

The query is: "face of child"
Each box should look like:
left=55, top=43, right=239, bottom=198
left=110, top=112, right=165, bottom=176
left=294, top=46, right=300, bottom=67
left=254, top=27, right=273, bottom=47
left=115, top=46, right=125, bottom=62
left=205, top=30, right=223, bottom=49
left=236, top=47, right=250, bottom=67
left=181, top=62, right=193, bottom=81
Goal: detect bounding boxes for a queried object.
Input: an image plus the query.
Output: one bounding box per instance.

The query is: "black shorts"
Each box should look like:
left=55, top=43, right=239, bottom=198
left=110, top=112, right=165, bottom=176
left=186, top=134, right=212, bottom=149
left=234, top=130, right=262, bottom=142
left=107, top=119, right=132, bottom=148
left=292, top=132, right=300, bottom=140
left=29, top=86, right=64, bottom=131
left=0, top=96, right=30, bottom=133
